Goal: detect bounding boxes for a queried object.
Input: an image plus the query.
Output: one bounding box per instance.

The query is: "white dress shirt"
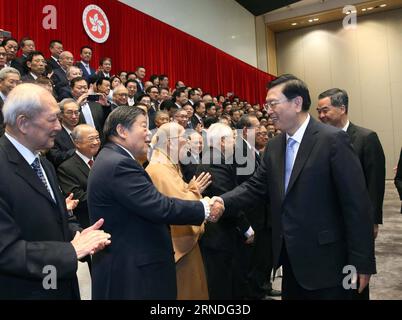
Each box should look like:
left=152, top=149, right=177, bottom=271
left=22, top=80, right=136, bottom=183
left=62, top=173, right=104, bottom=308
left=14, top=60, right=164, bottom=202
left=342, top=120, right=350, bottom=132
left=81, top=103, right=96, bottom=128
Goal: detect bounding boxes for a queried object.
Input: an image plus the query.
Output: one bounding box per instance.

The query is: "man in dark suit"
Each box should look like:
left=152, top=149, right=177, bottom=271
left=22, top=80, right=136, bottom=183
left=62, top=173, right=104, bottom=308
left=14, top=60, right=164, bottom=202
left=47, top=40, right=63, bottom=71
left=196, top=123, right=253, bottom=300
left=71, top=77, right=111, bottom=141
left=10, top=37, right=35, bottom=76
left=212, top=74, right=376, bottom=300
left=317, top=88, right=385, bottom=236
left=394, top=149, right=402, bottom=213
left=87, top=106, right=223, bottom=299
left=58, top=124, right=100, bottom=229
left=134, top=66, right=146, bottom=94
left=0, top=83, right=111, bottom=299
left=51, top=51, right=74, bottom=99
left=46, top=99, right=79, bottom=167
left=191, top=101, right=206, bottom=128
left=77, top=46, right=96, bottom=82
left=0, top=67, right=21, bottom=136
left=235, top=115, right=278, bottom=299
left=180, top=132, right=203, bottom=183
left=21, top=51, right=46, bottom=83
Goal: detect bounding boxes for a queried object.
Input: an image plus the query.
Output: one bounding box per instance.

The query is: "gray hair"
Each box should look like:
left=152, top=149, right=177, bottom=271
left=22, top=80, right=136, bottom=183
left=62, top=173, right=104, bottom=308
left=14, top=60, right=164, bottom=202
left=71, top=124, right=93, bottom=142
left=59, top=98, right=78, bottom=113
left=0, top=67, right=21, bottom=81
left=207, top=123, right=233, bottom=148
left=66, top=66, right=82, bottom=80
left=3, top=83, right=45, bottom=126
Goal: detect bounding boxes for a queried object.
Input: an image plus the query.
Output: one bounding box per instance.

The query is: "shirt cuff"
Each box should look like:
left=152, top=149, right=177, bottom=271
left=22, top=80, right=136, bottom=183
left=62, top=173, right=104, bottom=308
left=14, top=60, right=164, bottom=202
left=244, top=226, right=254, bottom=238
left=199, top=199, right=210, bottom=220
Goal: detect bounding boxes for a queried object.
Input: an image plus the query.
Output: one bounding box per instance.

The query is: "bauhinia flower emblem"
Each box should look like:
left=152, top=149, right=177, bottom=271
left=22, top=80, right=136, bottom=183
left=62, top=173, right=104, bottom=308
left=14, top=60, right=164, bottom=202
left=89, top=14, right=104, bottom=35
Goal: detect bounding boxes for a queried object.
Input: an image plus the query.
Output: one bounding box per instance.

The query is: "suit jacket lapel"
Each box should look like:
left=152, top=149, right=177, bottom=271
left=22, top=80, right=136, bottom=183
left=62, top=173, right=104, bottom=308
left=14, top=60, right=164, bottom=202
left=274, top=134, right=286, bottom=202
left=346, top=122, right=357, bottom=145
left=285, top=117, right=319, bottom=196
left=73, top=154, right=90, bottom=178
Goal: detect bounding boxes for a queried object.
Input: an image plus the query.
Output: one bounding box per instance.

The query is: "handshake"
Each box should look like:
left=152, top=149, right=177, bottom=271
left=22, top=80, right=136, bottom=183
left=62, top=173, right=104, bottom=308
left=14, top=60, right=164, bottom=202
left=204, top=197, right=225, bottom=223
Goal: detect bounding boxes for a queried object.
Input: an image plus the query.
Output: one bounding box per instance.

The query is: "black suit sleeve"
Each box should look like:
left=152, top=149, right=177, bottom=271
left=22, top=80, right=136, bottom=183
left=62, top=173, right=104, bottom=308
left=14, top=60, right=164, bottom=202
left=330, top=130, right=376, bottom=274
left=57, top=165, right=87, bottom=203
left=395, top=149, right=402, bottom=200
left=361, top=132, right=385, bottom=224
left=220, top=147, right=270, bottom=212
left=111, top=157, right=205, bottom=225
left=0, top=197, right=78, bottom=280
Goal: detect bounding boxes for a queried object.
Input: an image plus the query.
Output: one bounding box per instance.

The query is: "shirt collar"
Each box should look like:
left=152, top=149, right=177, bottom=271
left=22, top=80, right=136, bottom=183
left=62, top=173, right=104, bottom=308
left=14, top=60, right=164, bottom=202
left=286, top=113, right=310, bottom=144
left=342, top=120, right=350, bottom=132
left=5, top=132, right=39, bottom=165
left=75, top=150, right=92, bottom=166
left=30, top=72, right=38, bottom=80
left=0, top=91, right=6, bottom=101
left=116, top=143, right=136, bottom=160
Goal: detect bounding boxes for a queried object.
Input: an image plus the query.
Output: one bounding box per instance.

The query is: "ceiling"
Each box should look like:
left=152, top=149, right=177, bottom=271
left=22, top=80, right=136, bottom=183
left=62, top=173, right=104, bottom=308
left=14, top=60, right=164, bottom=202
left=235, top=0, right=301, bottom=16
left=266, top=0, right=402, bottom=32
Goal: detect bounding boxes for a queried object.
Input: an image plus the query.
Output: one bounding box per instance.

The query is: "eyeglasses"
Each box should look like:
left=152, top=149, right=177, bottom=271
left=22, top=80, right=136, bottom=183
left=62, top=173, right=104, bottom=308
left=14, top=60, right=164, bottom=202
left=64, top=111, right=80, bottom=116
left=265, top=98, right=290, bottom=110
left=86, top=136, right=101, bottom=143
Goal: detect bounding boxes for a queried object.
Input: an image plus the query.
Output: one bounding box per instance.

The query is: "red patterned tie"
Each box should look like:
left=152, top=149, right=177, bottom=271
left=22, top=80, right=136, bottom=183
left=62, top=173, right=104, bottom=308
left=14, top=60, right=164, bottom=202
left=88, top=159, right=94, bottom=168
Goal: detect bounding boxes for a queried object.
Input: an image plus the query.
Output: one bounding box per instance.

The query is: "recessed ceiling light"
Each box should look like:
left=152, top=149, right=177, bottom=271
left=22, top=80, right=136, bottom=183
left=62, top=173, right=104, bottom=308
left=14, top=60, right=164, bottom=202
left=380, top=4, right=387, bottom=8
left=308, top=19, right=313, bottom=22
left=367, top=7, right=374, bottom=10
left=313, top=18, right=319, bottom=21
left=291, top=22, right=298, bottom=26
left=362, top=8, right=367, bottom=12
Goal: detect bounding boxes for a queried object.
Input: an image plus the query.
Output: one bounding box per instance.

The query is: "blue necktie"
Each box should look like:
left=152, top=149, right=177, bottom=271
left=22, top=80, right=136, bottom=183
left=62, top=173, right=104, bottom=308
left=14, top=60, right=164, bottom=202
left=31, top=157, right=54, bottom=201
left=285, top=137, right=297, bottom=192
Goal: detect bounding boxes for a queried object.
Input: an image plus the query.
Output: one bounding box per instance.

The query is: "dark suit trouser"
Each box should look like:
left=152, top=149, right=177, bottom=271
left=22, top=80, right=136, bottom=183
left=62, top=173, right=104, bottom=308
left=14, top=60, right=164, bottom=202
left=246, top=227, right=273, bottom=299
left=280, top=243, right=350, bottom=300
left=200, top=245, right=234, bottom=300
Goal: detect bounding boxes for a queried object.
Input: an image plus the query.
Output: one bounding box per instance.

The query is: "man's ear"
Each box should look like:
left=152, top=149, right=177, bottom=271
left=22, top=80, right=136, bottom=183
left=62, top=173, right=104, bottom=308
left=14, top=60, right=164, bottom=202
left=26, top=61, right=32, bottom=70
left=294, top=96, right=303, bottom=112
left=116, top=124, right=127, bottom=139
left=16, top=115, right=30, bottom=135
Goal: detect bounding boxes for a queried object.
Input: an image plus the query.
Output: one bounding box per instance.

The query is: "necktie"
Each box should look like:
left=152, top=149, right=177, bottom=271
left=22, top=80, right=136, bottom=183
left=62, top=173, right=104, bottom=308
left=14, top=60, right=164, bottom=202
left=31, top=157, right=54, bottom=201
left=88, top=159, right=94, bottom=168
left=284, top=137, right=297, bottom=192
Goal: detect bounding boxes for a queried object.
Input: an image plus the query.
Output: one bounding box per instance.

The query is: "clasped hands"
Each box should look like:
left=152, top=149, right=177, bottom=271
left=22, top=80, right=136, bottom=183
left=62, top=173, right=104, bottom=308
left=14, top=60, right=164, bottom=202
left=205, top=196, right=225, bottom=223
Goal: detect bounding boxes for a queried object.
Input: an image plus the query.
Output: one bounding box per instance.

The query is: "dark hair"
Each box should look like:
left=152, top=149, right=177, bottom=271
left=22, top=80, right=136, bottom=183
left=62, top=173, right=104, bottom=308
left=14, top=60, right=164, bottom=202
left=204, top=117, right=218, bottom=129
left=126, top=72, right=136, bottom=79
left=145, top=85, right=159, bottom=94
left=80, top=46, right=93, bottom=54
left=2, top=37, right=18, bottom=47
left=99, top=57, right=112, bottom=66
left=125, top=79, right=137, bottom=88
left=193, top=101, right=204, bottom=110
left=173, top=88, right=186, bottom=102
left=19, top=37, right=33, bottom=49
left=96, top=77, right=111, bottom=88
left=149, top=74, right=159, bottom=83
left=110, top=75, right=122, bottom=85
left=158, top=74, right=168, bottom=81
left=49, top=40, right=62, bottom=48
left=25, top=51, right=44, bottom=63
left=267, top=74, right=311, bottom=111
left=35, top=76, right=54, bottom=87
left=104, top=106, right=146, bottom=140
left=135, top=66, right=145, bottom=72
left=318, top=88, right=349, bottom=114
left=159, top=99, right=176, bottom=111
left=205, top=102, right=216, bottom=111
left=136, top=93, right=151, bottom=103
left=70, top=76, right=88, bottom=88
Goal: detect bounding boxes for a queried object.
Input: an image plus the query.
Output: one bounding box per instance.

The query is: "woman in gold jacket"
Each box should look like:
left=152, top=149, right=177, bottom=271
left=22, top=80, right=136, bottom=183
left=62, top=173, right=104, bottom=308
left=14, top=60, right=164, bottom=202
left=146, top=123, right=211, bottom=300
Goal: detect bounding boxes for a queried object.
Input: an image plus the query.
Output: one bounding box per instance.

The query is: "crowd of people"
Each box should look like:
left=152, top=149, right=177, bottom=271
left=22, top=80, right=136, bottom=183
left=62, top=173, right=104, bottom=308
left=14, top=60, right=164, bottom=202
left=0, top=34, right=389, bottom=301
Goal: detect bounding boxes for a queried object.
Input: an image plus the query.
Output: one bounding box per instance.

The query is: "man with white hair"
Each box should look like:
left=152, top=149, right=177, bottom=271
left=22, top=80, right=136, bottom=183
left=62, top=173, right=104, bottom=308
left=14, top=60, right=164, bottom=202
left=0, top=83, right=111, bottom=299
left=0, top=67, right=21, bottom=136
left=51, top=51, right=74, bottom=99
left=196, top=123, right=253, bottom=299
left=57, top=66, right=83, bottom=101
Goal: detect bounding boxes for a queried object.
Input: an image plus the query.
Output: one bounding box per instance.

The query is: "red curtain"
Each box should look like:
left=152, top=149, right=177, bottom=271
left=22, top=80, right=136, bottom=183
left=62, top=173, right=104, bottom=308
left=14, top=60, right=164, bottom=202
left=0, top=0, right=275, bottom=104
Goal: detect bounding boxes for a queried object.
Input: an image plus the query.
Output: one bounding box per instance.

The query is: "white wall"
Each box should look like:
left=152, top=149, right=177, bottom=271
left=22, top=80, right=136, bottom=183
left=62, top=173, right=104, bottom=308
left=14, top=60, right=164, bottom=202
left=119, top=0, right=258, bottom=68
left=276, top=8, right=402, bottom=179
left=255, top=15, right=268, bottom=72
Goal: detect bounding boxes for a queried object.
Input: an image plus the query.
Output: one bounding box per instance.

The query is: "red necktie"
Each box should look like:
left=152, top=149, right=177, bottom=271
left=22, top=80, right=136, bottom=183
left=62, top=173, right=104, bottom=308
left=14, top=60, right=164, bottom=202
left=88, top=159, right=94, bottom=168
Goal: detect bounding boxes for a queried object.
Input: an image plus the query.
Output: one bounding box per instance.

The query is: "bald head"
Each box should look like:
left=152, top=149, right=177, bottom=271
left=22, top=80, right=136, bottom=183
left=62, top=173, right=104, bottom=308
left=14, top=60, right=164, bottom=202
left=113, top=85, right=129, bottom=106
left=71, top=124, right=100, bottom=158
left=59, top=51, right=74, bottom=69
